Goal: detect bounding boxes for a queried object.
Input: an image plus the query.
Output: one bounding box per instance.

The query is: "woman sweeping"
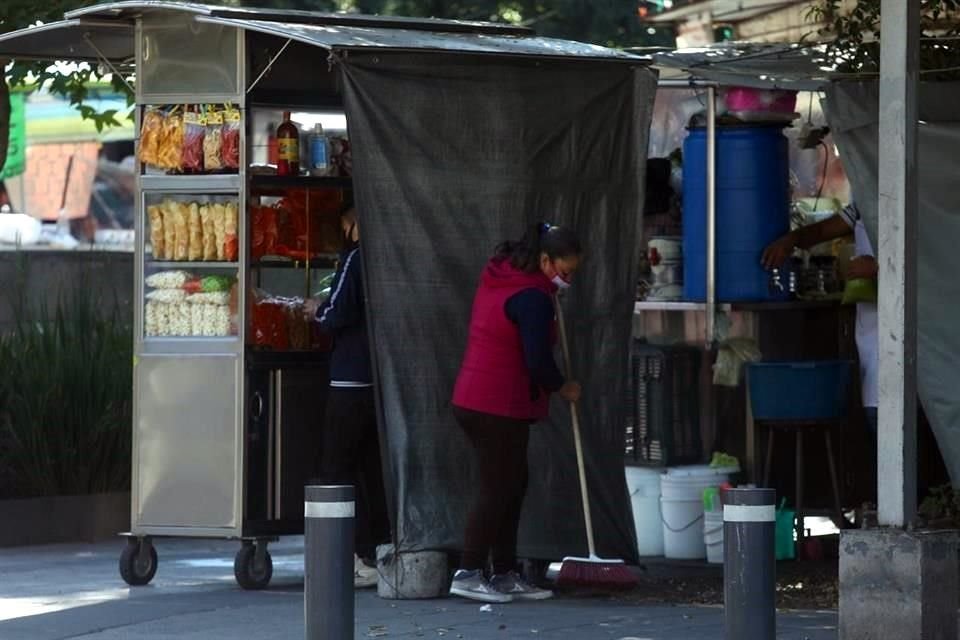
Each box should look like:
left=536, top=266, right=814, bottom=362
left=449, top=222, right=583, bottom=603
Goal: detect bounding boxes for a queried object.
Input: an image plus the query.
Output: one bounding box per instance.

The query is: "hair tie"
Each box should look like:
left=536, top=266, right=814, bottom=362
left=540, top=222, right=552, bottom=235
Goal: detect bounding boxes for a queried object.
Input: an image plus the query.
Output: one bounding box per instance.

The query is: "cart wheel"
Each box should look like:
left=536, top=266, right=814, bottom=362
left=234, top=542, right=273, bottom=590
left=119, top=539, right=158, bottom=586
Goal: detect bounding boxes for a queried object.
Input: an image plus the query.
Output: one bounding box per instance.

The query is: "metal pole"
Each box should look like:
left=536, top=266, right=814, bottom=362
left=724, top=487, right=776, bottom=640
left=705, top=85, right=717, bottom=348
left=877, top=0, right=919, bottom=527
left=305, top=484, right=355, bottom=640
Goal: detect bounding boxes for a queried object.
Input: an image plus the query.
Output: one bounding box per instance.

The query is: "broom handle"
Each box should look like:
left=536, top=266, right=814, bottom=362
left=554, top=295, right=597, bottom=558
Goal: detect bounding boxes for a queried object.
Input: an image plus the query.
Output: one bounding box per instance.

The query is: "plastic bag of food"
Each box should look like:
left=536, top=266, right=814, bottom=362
left=161, top=200, right=177, bottom=260
left=285, top=298, right=309, bottom=350
left=187, top=291, right=230, bottom=305
left=842, top=277, right=877, bottom=305
left=169, top=302, right=192, bottom=336
left=222, top=107, right=241, bottom=170
left=200, top=274, right=235, bottom=292
left=148, top=205, right=164, bottom=260
left=146, top=288, right=188, bottom=303
left=212, top=203, right=226, bottom=260
left=200, top=204, right=217, bottom=261
left=224, top=201, right=238, bottom=261
left=186, top=202, right=202, bottom=261
left=138, top=108, right=164, bottom=167
left=174, top=202, right=189, bottom=261
left=251, top=288, right=288, bottom=349
left=203, top=108, right=224, bottom=171
left=145, top=301, right=160, bottom=336
left=157, top=109, right=185, bottom=171
left=191, top=303, right=206, bottom=336
left=145, top=270, right=191, bottom=289
left=181, top=110, right=205, bottom=172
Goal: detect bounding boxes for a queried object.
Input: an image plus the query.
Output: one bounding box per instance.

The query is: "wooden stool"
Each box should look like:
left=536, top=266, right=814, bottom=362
left=758, top=419, right=845, bottom=547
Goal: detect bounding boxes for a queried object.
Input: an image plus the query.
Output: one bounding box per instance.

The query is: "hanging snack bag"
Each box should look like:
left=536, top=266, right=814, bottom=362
left=222, top=106, right=241, bottom=170
left=157, top=107, right=185, bottom=171
left=203, top=107, right=224, bottom=171
left=138, top=108, right=164, bottom=167
left=224, top=201, right=239, bottom=261
left=181, top=109, right=206, bottom=173
left=148, top=205, right=164, bottom=260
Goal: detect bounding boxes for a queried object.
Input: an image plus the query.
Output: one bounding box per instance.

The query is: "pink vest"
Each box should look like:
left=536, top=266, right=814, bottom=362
left=452, top=259, right=557, bottom=421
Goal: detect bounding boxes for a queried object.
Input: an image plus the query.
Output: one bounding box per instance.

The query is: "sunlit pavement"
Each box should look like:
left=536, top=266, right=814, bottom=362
left=0, top=537, right=837, bottom=639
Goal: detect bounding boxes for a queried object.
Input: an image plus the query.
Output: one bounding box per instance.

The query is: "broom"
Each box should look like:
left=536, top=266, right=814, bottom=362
left=553, top=295, right=638, bottom=589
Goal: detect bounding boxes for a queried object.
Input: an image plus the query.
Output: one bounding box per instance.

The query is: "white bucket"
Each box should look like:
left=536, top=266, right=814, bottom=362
left=704, top=510, right=724, bottom=564
left=648, top=236, right=682, bottom=262
left=660, top=466, right=736, bottom=560
left=625, top=467, right=664, bottom=557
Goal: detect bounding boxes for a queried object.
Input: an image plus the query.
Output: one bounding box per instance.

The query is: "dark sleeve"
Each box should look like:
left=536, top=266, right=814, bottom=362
left=505, top=288, right=565, bottom=393
left=316, top=248, right=364, bottom=332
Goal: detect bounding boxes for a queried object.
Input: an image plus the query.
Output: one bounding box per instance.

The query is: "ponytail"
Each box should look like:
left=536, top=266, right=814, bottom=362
left=494, top=221, right=581, bottom=273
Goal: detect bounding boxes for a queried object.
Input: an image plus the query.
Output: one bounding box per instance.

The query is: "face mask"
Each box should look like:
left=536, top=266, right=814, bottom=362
left=552, top=274, right=571, bottom=290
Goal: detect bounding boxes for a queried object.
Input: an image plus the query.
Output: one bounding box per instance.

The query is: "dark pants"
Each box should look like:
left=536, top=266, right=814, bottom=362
left=454, top=406, right=531, bottom=575
left=318, top=387, right=391, bottom=562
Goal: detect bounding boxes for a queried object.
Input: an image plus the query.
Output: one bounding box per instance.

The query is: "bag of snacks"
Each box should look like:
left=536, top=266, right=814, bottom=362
left=174, top=202, right=189, bottom=261
left=203, top=108, right=224, bottom=171
left=148, top=205, right=164, bottom=260
left=157, top=108, right=185, bottom=171
left=161, top=200, right=177, bottom=260
left=187, top=291, right=231, bottom=305
left=138, top=108, right=164, bottom=167
left=145, top=270, right=191, bottom=289
left=181, top=110, right=206, bottom=173
left=212, top=203, right=226, bottom=260
left=222, top=107, right=241, bottom=170
left=146, top=288, right=188, bottom=304
left=224, top=201, right=238, bottom=261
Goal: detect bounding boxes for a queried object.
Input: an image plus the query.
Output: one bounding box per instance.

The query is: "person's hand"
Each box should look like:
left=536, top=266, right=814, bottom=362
left=559, top=381, right=582, bottom=404
left=847, top=255, right=878, bottom=280
left=761, top=233, right=797, bottom=270
left=303, top=298, right=321, bottom=322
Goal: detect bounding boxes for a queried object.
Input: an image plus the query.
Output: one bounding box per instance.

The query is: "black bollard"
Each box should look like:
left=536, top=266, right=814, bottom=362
left=723, top=487, right=776, bottom=640
left=305, top=485, right=355, bottom=640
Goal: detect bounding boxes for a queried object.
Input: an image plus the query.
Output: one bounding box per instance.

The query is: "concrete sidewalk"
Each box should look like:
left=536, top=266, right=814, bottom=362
left=0, top=538, right=837, bottom=639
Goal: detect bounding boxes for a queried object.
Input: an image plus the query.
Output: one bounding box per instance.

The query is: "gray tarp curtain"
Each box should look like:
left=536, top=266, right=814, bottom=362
left=339, top=51, right=657, bottom=562
left=825, top=81, right=960, bottom=484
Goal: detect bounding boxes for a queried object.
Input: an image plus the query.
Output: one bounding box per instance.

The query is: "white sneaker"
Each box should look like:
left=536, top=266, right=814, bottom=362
left=490, top=571, right=554, bottom=600
left=449, top=569, right=513, bottom=603
left=354, top=555, right=378, bottom=589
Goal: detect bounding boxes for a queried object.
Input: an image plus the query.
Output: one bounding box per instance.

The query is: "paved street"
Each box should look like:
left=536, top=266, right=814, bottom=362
left=0, top=538, right=837, bottom=639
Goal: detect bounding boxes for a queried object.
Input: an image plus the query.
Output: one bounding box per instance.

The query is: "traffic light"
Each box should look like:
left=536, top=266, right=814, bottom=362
left=714, top=24, right=735, bottom=41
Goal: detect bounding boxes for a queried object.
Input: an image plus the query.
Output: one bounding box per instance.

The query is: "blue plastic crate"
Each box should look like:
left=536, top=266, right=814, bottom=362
left=746, top=360, right=853, bottom=421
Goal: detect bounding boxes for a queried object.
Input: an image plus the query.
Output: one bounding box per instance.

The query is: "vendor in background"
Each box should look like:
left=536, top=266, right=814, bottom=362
left=304, top=201, right=390, bottom=589
left=763, top=202, right=878, bottom=464
left=449, top=222, right=582, bottom=604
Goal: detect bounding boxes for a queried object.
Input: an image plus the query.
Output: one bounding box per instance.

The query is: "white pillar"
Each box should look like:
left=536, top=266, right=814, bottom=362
left=877, top=0, right=919, bottom=526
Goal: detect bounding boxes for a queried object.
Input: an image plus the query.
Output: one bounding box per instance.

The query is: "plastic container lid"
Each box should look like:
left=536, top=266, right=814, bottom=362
left=666, top=465, right=739, bottom=477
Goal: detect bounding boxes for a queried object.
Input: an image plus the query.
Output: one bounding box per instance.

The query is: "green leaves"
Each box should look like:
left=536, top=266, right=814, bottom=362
left=809, top=0, right=960, bottom=79
left=0, top=259, right=132, bottom=498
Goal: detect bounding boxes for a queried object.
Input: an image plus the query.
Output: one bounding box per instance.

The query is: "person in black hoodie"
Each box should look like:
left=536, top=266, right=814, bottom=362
left=304, top=202, right=389, bottom=588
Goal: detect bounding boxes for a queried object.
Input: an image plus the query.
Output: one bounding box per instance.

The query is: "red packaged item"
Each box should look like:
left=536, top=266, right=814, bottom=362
left=250, top=288, right=288, bottom=350
left=222, top=107, right=241, bottom=170
left=181, top=109, right=205, bottom=172
left=251, top=206, right=279, bottom=261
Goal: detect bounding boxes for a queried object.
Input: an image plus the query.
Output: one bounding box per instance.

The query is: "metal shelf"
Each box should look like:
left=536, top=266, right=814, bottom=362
left=140, top=174, right=242, bottom=192
left=251, top=258, right=336, bottom=269
left=249, top=175, right=352, bottom=190
left=146, top=261, right=239, bottom=269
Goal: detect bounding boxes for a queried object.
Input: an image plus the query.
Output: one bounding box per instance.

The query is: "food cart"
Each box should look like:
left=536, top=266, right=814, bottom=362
left=0, top=1, right=651, bottom=588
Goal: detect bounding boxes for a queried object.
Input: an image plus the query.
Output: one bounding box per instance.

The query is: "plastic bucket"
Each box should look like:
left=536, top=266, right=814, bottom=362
left=625, top=467, right=664, bottom=557
left=704, top=510, right=724, bottom=564
left=660, top=466, right=736, bottom=560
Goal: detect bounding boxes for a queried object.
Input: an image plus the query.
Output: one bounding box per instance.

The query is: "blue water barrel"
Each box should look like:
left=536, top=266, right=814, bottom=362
left=682, top=125, right=790, bottom=302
